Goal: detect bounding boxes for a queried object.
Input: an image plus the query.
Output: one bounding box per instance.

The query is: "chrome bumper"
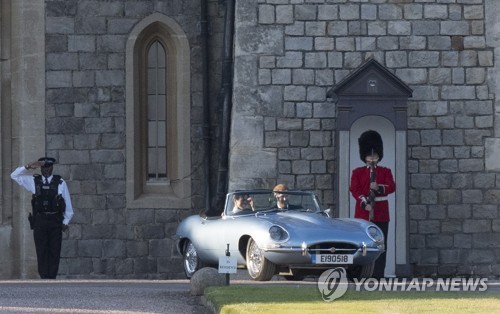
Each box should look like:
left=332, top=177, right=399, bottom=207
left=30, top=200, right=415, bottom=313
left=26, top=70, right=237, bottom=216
left=263, top=241, right=384, bottom=256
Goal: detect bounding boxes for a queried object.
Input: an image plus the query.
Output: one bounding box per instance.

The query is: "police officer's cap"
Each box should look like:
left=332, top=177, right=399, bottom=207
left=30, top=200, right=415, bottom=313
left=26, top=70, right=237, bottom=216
left=38, top=157, right=56, bottom=167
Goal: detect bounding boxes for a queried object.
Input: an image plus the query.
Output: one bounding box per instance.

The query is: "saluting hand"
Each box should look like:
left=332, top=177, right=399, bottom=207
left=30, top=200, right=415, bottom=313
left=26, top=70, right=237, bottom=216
left=25, top=160, right=45, bottom=169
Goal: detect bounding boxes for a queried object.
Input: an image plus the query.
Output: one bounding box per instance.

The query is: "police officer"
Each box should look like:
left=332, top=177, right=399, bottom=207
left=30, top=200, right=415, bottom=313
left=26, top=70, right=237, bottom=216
left=11, top=157, right=74, bottom=279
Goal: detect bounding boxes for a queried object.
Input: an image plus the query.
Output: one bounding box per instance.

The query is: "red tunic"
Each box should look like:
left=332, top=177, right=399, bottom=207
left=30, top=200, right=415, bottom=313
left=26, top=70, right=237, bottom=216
left=350, top=165, right=396, bottom=222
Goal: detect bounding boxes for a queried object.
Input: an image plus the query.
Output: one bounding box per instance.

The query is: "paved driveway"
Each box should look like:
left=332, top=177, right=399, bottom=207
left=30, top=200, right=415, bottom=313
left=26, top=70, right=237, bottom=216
left=0, top=279, right=210, bottom=314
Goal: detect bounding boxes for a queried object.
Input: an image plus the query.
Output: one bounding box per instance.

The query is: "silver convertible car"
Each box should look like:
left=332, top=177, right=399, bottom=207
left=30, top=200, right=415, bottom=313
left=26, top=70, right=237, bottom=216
left=175, top=190, right=385, bottom=281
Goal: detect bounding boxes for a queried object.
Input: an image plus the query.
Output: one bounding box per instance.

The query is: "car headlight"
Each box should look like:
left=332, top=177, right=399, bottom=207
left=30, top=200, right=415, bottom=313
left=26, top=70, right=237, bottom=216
left=367, top=226, right=384, bottom=243
left=269, top=225, right=289, bottom=242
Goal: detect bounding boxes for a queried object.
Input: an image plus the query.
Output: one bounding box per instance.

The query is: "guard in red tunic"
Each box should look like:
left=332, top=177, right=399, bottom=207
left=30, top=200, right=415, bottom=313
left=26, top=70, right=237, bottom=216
left=350, top=130, right=395, bottom=278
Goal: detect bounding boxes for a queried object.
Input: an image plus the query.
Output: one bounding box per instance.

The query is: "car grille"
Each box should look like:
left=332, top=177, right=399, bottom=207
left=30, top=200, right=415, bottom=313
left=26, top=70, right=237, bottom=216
left=307, top=242, right=358, bottom=254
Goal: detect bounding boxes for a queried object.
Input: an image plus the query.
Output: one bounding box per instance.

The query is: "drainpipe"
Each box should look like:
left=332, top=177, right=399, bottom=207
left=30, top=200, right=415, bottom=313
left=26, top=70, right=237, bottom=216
left=200, top=0, right=211, bottom=213
left=213, top=0, right=235, bottom=213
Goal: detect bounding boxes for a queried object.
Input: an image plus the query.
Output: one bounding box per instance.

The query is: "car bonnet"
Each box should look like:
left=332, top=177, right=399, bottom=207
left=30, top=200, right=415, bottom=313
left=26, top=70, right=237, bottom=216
left=256, top=211, right=369, bottom=239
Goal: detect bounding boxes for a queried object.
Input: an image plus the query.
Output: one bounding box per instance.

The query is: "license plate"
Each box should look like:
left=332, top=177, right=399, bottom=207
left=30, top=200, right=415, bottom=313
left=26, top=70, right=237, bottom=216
left=312, top=254, right=353, bottom=264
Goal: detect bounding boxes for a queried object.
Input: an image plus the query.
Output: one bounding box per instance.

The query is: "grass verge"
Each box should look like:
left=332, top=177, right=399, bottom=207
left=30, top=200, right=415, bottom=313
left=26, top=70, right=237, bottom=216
left=204, top=285, right=500, bottom=314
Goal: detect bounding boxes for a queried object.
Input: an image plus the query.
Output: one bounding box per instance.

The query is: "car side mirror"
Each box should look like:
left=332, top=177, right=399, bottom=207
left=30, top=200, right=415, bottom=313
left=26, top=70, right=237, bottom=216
left=323, top=208, right=332, bottom=218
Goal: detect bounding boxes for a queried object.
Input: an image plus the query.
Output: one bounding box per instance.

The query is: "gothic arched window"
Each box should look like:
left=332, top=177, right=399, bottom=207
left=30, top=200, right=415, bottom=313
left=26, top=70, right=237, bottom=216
left=126, top=14, right=191, bottom=209
left=146, top=40, right=167, bottom=182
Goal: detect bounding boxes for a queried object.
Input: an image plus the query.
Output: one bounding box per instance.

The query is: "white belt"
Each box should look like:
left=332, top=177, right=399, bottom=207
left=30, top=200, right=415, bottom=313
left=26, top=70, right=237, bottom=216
left=375, top=197, right=387, bottom=202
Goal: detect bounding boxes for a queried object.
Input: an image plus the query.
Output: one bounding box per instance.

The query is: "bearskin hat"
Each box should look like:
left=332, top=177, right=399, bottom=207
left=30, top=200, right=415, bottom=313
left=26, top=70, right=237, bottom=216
left=358, top=130, right=383, bottom=162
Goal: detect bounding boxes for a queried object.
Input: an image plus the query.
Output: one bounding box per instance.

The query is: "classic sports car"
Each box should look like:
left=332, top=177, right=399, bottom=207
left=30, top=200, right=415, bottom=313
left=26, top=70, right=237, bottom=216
left=175, top=190, right=385, bottom=281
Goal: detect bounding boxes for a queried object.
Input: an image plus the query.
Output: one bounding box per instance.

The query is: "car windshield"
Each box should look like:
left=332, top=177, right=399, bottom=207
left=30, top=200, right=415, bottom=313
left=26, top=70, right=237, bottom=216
left=224, top=190, right=321, bottom=216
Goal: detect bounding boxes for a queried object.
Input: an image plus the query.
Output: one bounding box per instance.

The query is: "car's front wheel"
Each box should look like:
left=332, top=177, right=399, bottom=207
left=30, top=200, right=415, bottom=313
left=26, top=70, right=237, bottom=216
left=183, top=240, right=203, bottom=278
left=246, top=238, right=276, bottom=281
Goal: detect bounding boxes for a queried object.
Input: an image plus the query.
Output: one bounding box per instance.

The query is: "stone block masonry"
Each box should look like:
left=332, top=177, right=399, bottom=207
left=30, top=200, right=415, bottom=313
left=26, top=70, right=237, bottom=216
left=44, top=0, right=225, bottom=279
left=230, top=0, right=500, bottom=278
left=32, top=0, right=500, bottom=279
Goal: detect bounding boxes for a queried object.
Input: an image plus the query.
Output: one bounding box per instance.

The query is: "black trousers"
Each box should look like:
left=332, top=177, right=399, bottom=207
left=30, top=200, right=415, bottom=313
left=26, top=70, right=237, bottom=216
left=33, top=214, right=63, bottom=279
left=372, top=221, right=388, bottom=279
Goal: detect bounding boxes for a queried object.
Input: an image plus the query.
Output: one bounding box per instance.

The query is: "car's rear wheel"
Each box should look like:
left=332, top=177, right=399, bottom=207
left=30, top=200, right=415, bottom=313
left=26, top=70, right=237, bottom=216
left=347, top=262, right=375, bottom=280
left=183, top=240, right=203, bottom=278
left=246, top=238, right=276, bottom=281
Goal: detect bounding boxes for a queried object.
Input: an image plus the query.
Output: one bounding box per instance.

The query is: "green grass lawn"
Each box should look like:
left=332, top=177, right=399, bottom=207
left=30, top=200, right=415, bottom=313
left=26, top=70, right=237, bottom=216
left=204, top=285, right=500, bottom=314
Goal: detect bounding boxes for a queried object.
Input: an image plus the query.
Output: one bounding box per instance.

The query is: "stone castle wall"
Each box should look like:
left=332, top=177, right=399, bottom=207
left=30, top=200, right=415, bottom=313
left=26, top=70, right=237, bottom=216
left=230, top=0, right=500, bottom=277
left=3, top=0, right=500, bottom=279
left=42, top=0, right=224, bottom=278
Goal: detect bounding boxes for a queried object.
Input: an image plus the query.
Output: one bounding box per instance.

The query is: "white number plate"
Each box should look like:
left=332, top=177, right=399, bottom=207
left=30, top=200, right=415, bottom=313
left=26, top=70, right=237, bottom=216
left=312, top=254, right=353, bottom=264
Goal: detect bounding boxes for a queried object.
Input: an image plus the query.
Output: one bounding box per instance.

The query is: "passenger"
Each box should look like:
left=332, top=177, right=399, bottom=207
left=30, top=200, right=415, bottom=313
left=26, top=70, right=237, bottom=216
left=232, top=194, right=254, bottom=214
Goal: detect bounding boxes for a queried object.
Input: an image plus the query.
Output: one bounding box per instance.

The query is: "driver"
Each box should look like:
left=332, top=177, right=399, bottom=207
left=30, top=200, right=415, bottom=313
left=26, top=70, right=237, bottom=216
left=273, top=184, right=301, bottom=210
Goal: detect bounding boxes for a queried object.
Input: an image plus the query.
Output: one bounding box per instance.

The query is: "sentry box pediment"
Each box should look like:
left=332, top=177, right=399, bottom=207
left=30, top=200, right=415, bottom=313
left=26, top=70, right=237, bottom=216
left=327, top=58, right=413, bottom=131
